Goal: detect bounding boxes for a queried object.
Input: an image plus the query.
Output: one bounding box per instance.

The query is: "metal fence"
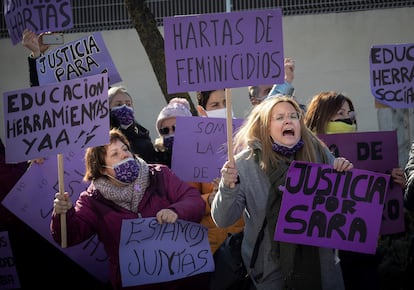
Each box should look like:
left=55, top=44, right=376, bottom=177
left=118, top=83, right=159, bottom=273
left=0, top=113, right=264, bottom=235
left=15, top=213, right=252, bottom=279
left=1, top=0, right=413, bottom=38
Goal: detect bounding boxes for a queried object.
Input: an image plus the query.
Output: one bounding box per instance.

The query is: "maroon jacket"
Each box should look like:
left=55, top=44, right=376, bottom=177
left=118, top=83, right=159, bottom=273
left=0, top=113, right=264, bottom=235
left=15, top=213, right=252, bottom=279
left=0, top=139, right=29, bottom=226
left=51, top=164, right=205, bottom=290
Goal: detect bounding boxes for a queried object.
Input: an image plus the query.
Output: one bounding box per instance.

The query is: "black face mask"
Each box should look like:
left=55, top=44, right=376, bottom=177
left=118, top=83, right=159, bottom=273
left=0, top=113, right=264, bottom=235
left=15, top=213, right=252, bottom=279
left=334, top=118, right=354, bottom=125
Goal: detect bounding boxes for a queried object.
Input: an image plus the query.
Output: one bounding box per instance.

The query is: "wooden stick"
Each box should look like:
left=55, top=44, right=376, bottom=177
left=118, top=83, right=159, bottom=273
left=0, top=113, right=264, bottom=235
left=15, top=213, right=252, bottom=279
left=57, top=154, right=67, bottom=248
left=225, top=89, right=235, bottom=188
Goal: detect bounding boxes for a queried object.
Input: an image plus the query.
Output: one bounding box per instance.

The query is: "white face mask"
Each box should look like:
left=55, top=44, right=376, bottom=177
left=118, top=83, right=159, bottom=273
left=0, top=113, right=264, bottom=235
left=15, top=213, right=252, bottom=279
left=205, top=108, right=234, bottom=119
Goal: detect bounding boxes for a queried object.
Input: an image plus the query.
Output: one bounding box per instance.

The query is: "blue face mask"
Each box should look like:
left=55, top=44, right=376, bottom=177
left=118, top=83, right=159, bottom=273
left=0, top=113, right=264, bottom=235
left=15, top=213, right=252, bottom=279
left=111, top=105, right=135, bottom=127
left=105, top=157, right=140, bottom=184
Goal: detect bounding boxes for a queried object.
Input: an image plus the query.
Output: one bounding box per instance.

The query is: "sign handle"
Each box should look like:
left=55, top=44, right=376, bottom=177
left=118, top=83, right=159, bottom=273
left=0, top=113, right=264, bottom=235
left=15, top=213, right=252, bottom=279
left=225, top=88, right=235, bottom=188
left=57, top=154, right=67, bottom=248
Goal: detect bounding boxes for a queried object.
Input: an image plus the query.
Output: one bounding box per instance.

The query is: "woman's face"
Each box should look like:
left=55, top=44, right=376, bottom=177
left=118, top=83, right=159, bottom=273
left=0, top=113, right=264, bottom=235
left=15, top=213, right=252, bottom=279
left=110, top=92, right=133, bottom=108
left=103, top=139, right=133, bottom=177
left=205, top=90, right=226, bottom=111
left=159, top=117, right=176, bottom=136
left=331, top=100, right=353, bottom=121
left=269, top=102, right=301, bottom=147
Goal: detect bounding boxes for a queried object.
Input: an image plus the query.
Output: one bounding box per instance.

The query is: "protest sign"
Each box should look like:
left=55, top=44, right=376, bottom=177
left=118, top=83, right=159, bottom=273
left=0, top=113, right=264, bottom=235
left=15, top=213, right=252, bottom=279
left=37, top=32, right=122, bottom=86
left=3, top=73, right=109, bottom=163
left=164, top=9, right=284, bottom=93
left=171, top=116, right=243, bottom=182
left=1, top=150, right=109, bottom=282
left=3, top=0, right=73, bottom=45
left=119, top=218, right=213, bottom=287
left=370, top=43, right=414, bottom=108
left=317, top=131, right=404, bottom=234
left=0, top=231, right=20, bottom=290
left=274, top=161, right=390, bottom=254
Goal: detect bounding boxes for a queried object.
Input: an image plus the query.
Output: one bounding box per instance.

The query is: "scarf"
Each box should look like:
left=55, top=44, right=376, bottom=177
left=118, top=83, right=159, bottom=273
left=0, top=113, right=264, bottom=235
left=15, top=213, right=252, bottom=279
left=254, top=149, right=323, bottom=290
left=93, top=158, right=149, bottom=213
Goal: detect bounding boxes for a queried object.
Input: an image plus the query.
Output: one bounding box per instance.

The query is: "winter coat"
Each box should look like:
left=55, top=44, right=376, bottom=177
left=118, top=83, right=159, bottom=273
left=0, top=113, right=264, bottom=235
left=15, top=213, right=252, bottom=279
left=211, top=142, right=344, bottom=290
left=51, top=163, right=205, bottom=290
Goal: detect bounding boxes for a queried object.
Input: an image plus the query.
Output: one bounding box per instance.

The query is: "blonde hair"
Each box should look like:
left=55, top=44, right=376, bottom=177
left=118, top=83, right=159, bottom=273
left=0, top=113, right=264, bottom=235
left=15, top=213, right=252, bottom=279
left=233, top=96, right=329, bottom=174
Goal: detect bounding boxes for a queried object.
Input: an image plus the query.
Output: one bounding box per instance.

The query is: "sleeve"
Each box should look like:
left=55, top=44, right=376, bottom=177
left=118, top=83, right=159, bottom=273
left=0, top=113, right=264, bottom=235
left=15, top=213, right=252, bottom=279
left=28, top=55, right=40, bottom=87
left=268, top=81, right=295, bottom=97
left=50, top=192, right=98, bottom=246
left=404, top=142, right=414, bottom=211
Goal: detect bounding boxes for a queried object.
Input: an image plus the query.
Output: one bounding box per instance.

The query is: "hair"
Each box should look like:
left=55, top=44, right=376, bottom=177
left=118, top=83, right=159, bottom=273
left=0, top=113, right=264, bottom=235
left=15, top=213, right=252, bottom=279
left=304, top=91, right=356, bottom=134
left=83, top=128, right=131, bottom=182
left=108, top=86, right=132, bottom=107
left=196, top=89, right=225, bottom=109
left=233, top=96, right=329, bottom=174
left=248, top=86, right=259, bottom=99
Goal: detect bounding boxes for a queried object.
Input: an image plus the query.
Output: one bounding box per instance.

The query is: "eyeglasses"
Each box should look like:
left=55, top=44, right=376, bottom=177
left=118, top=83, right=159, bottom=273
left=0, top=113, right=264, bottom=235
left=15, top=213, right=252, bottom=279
left=159, top=125, right=175, bottom=135
left=271, top=112, right=301, bottom=122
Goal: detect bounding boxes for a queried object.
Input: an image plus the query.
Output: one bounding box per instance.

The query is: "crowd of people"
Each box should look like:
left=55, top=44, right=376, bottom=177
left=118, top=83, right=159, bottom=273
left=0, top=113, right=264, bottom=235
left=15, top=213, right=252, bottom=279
left=1, top=29, right=413, bottom=290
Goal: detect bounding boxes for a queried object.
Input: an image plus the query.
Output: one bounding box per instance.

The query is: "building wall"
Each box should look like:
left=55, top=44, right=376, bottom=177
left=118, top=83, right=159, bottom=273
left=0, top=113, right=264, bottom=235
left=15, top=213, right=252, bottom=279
left=0, top=7, right=412, bottom=163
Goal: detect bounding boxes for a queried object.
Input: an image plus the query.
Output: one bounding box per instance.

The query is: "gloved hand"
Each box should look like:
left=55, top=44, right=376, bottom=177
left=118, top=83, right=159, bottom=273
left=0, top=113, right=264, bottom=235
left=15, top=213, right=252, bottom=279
left=53, top=192, right=73, bottom=214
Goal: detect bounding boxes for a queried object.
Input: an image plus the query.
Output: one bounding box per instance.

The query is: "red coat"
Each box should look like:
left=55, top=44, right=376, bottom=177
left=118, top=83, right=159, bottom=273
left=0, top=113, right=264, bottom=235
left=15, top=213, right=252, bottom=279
left=51, top=164, right=206, bottom=290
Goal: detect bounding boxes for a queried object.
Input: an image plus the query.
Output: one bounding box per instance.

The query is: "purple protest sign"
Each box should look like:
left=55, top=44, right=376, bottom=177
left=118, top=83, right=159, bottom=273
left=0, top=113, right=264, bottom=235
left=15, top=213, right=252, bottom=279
left=274, top=161, right=390, bottom=254
left=119, top=218, right=213, bottom=287
left=164, top=9, right=284, bottom=93
left=3, top=73, right=109, bottom=163
left=37, top=32, right=122, bottom=86
left=1, top=150, right=109, bottom=282
left=370, top=43, right=414, bottom=108
left=317, top=131, right=404, bottom=234
left=0, top=231, right=20, bottom=290
left=171, top=116, right=243, bottom=183
left=3, top=0, right=73, bottom=45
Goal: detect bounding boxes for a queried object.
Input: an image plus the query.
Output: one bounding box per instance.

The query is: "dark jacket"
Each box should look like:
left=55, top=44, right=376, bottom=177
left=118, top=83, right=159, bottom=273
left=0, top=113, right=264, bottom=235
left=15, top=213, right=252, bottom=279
left=51, top=164, right=205, bottom=290
left=404, top=141, right=414, bottom=210
left=111, top=120, right=158, bottom=164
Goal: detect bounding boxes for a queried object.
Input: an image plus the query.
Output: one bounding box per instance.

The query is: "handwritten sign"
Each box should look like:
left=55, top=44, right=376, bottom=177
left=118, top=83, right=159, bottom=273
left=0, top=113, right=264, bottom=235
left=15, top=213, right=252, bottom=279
left=275, top=161, right=390, bottom=254
left=3, top=73, right=109, bottom=163
left=317, top=131, right=404, bottom=234
left=171, top=116, right=243, bottom=182
left=119, top=218, right=214, bottom=287
left=370, top=43, right=414, bottom=108
left=3, top=0, right=73, bottom=45
left=37, top=32, right=122, bottom=86
left=164, top=9, right=284, bottom=93
left=0, top=231, right=20, bottom=290
left=1, top=150, right=109, bottom=282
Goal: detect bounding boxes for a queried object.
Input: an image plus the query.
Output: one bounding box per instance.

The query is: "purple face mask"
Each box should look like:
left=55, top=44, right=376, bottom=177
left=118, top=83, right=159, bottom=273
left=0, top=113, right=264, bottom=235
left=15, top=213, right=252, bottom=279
left=107, top=157, right=140, bottom=183
left=163, top=135, right=174, bottom=152
left=111, top=105, right=135, bottom=126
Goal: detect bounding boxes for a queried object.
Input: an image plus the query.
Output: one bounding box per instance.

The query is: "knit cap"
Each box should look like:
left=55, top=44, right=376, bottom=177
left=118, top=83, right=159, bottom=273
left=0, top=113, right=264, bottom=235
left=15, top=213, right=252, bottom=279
left=156, top=98, right=192, bottom=132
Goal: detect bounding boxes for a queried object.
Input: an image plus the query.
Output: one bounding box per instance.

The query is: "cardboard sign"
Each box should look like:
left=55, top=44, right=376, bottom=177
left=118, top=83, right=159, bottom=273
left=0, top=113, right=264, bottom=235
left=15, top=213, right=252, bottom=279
left=171, top=116, right=243, bottom=183
left=0, top=231, right=20, bottom=290
left=164, top=9, right=284, bottom=93
left=3, top=73, right=109, bottom=163
left=370, top=43, right=414, bottom=108
left=1, top=150, right=109, bottom=282
left=37, top=32, right=122, bottom=86
left=317, top=131, right=404, bottom=234
left=275, top=161, right=390, bottom=254
left=3, top=0, right=73, bottom=45
left=119, top=218, right=214, bottom=287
